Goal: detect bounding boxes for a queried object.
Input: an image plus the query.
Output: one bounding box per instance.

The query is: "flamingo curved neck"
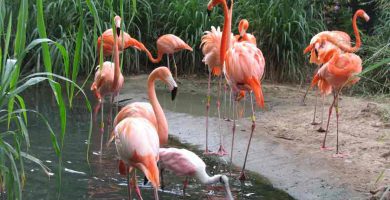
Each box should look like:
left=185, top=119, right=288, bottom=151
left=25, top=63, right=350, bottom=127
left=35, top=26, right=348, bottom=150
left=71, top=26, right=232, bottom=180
left=220, top=0, right=233, bottom=64
left=197, top=173, right=233, bottom=200
left=145, top=48, right=164, bottom=63
left=147, top=73, right=168, bottom=144
left=324, top=11, right=365, bottom=53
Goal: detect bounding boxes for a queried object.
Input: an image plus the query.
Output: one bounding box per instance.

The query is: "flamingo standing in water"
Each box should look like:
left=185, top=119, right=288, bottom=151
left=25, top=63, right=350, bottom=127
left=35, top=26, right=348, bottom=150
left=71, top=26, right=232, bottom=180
left=208, top=0, right=265, bottom=180
left=143, top=34, right=193, bottom=79
left=200, top=19, right=256, bottom=156
left=91, top=16, right=148, bottom=152
left=308, top=42, right=363, bottom=157
left=201, top=26, right=235, bottom=155
left=302, top=10, right=370, bottom=132
left=110, top=67, right=178, bottom=200
left=158, top=147, right=233, bottom=199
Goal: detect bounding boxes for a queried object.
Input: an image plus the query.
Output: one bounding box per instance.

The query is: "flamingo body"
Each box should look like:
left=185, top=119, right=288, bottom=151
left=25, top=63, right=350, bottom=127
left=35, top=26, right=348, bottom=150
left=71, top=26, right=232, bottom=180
left=224, top=41, right=265, bottom=107
left=315, top=52, right=362, bottom=92
left=91, top=61, right=124, bottom=100
left=114, top=117, right=160, bottom=188
left=159, top=148, right=233, bottom=199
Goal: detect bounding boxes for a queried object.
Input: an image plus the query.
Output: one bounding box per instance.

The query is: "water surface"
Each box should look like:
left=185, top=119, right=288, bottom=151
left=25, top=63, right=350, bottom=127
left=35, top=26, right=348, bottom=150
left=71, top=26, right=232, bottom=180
left=21, top=85, right=293, bottom=199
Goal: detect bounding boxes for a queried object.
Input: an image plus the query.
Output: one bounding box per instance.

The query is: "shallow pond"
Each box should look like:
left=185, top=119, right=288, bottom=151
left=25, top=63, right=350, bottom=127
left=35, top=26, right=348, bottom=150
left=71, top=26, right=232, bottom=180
left=21, top=84, right=293, bottom=199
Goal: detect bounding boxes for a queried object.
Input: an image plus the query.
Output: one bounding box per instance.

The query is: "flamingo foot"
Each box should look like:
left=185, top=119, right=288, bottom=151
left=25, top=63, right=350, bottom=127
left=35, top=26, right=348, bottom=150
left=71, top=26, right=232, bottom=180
left=224, top=117, right=232, bottom=122
left=332, top=152, right=348, bottom=158
left=320, top=146, right=334, bottom=151
left=311, top=121, right=320, bottom=125
left=216, top=145, right=228, bottom=156
left=317, top=127, right=326, bottom=132
left=238, top=171, right=248, bottom=181
left=203, top=149, right=214, bottom=155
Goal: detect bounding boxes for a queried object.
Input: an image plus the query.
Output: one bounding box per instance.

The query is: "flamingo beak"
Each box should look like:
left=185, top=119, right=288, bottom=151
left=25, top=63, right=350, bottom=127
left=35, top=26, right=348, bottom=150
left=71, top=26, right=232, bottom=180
left=238, top=35, right=243, bottom=41
left=116, top=27, right=121, bottom=37
left=227, top=0, right=232, bottom=9
left=171, top=87, right=178, bottom=101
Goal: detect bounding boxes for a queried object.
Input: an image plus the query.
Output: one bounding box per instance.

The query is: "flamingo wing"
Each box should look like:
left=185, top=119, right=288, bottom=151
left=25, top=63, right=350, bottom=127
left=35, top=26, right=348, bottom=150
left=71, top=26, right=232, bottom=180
left=157, top=34, right=193, bottom=55
left=114, top=117, right=160, bottom=187
left=159, top=148, right=205, bottom=177
left=225, top=42, right=265, bottom=107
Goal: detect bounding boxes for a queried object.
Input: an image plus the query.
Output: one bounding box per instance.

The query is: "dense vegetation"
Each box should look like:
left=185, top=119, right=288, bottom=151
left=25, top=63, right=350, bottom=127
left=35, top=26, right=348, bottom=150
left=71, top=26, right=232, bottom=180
left=0, top=0, right=389, bottom=199
left=3, top=0, right=390, bottom=93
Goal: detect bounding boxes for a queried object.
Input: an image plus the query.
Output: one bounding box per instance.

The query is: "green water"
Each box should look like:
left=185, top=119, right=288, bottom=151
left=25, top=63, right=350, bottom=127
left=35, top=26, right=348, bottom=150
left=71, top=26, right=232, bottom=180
left=20, top=85, right=293, bottom=199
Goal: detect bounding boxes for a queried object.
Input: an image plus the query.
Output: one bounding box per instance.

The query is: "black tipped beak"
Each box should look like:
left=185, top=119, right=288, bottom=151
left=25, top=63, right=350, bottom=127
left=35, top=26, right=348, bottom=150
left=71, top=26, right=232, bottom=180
left=238, top=35, right=243, bottom=41
left=207, top=10, right=211, bottom=17
left=227, top=0, right=232, bottom=9
left=171, top=87, right=178, bottom=101
left=116, top=27, right=121, bottom=37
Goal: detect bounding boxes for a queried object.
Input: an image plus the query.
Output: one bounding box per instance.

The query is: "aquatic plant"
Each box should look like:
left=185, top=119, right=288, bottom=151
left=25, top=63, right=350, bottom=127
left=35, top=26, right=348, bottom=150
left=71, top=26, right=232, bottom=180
left=0, top=0, right=91, bottom=199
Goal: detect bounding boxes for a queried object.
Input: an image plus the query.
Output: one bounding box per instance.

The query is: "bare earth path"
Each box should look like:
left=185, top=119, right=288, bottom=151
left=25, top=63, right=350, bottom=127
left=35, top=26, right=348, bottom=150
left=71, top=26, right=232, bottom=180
left=118, top=75, right=390, bottom=200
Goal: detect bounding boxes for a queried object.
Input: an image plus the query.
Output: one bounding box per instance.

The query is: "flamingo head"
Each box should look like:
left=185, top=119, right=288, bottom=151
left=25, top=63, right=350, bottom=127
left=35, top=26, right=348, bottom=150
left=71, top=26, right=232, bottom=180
left=207, top=0, right=231, bottom=16
left=356, top=9, right=370, bottom=22
left=114, top=16, right=121, bottom=37
left=220, top=175, right=233, bottom=200
left=153, top=67, right=178, bottom=101
left=238, top=19, right=249, bottom=38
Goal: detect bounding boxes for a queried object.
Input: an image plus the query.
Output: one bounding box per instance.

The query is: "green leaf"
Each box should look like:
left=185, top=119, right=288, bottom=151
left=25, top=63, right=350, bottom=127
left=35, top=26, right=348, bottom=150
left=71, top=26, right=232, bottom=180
left=359, top=58, right=390, bottom=77
left=15, top=95, right=27, bottom=124
left=69, top=14, right=84, bottom=105
left=36, top=0, right=53, bottom=74
left=21, top=152, right=52, bottom=177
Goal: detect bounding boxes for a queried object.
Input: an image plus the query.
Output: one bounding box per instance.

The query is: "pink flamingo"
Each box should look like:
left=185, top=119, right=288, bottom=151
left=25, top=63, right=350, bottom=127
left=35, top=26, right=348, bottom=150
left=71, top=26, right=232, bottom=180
left=235, top=19, right=256, bottom=45
left=91, top=16, right=147, bottom=152
left=201, top=26, right=235, bottom=155
left=208, top=0, right=266, bottom=180
left=158, top=147, right=233, bottom=199
left=302, top=10, right=369, bottom=131
left=110, top=67, right=178, bottom=200
left=309, top=43, right=363, bottom=157
left=144, top=34, right=193, bottom=79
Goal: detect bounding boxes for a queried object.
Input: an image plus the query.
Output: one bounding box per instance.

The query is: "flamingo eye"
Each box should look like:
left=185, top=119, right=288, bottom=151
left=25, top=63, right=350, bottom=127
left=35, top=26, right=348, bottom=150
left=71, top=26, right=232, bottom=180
left=314, top=49, right=319, bottom=57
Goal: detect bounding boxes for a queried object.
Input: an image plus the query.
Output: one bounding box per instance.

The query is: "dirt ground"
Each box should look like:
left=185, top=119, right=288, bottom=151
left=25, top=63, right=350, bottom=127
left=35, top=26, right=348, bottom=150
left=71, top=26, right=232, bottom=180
left=119, top=74, right=390, bottom=199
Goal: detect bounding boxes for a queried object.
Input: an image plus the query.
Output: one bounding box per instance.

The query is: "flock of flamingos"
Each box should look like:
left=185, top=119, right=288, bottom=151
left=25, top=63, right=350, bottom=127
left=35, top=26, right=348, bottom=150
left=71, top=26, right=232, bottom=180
left=90, top=0, right=370, bottom=199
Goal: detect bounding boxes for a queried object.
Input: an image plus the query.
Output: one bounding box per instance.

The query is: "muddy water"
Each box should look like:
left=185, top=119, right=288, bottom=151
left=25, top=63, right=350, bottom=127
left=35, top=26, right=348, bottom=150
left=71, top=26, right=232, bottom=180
left=21, top=84, right=293, bottom=199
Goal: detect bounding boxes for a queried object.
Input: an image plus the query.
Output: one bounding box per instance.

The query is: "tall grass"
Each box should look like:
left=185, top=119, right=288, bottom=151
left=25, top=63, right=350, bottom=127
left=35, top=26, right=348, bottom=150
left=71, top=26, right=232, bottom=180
left=1, top=0, right=91, bottom=199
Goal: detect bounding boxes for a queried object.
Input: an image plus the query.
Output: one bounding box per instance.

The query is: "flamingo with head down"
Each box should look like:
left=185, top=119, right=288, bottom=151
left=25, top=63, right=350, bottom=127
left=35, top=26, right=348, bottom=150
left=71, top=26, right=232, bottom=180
left=208, top=0, right=266, bottom=181
left=91, top=16, right=146, bottom=153
left=158, top=147, right=233, bottom=199
left=302, top=10, right=370, bottom=132
left=309, top=41, right=363, bottom=157
left=143, top=34, right=193, bottom=80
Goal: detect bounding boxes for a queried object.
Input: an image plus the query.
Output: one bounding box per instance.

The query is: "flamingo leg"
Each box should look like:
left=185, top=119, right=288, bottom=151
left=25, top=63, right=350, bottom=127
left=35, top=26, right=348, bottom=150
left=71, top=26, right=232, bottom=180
left=301, top=83, right=311, bottom=106
left=228, top=88, right=233, bottom=121
left=154, top=183, right=159, bottom=200
left=204, top=69, right=213, bottom=155
left=311, top=89, right=320, bottom=125
left=317, top=95, right=326, bottom=132
left=333, top=91, right=346, bottom=158
left=321, top=92, right=336, bottom=151
left=160, top=167, right=165, bottom=190
left=132, top=170, right=143, bottom=200
left=223, top=82, right=229, bottom=120
left=127, top=168, right=133, bottom=200
left=239, top=92, right=255, bottom=181
left=182, top=177, right=189, bottom=197
left=216, top=75, right=227, bottom=156
left=172, top=55, right=178, bottom=80
left=167, top=55, right=170, bottom=71
left=230, top=99, right=237, bottom=170
left=99, top=99, right=104, bottom=155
